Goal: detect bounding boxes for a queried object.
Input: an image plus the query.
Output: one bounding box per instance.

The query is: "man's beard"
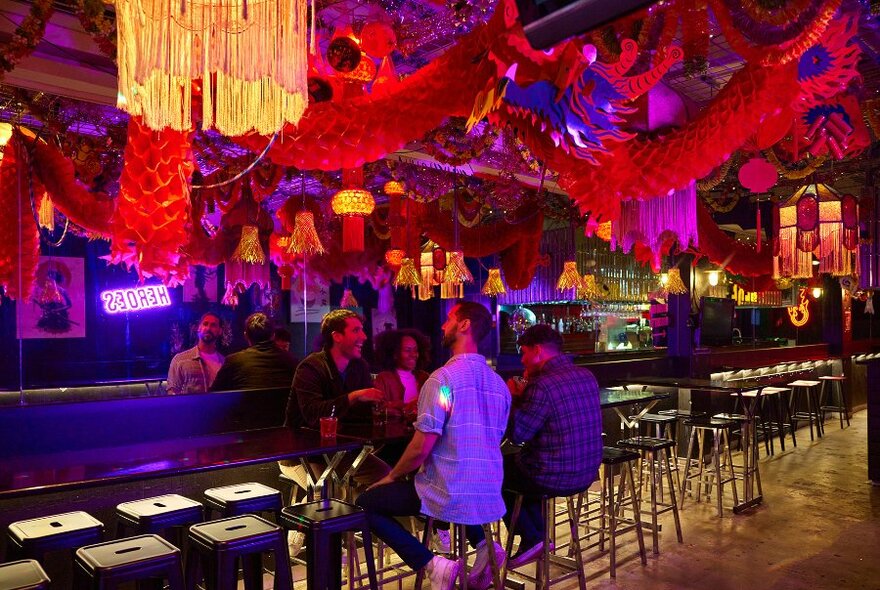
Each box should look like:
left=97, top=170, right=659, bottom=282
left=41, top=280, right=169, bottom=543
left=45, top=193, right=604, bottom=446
left=441, top=330, right=455, bottom=348
left=200, top=332, right=216, bottom=344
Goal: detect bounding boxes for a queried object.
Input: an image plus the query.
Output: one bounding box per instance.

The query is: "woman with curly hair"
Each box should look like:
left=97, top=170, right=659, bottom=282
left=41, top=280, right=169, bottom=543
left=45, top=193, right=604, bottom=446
left=373, top=328, right=431, bottom=419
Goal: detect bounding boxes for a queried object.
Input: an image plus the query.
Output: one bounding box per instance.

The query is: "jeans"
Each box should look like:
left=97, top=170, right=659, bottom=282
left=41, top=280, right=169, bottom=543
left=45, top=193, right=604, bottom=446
left=356, top=480, right=486, bottom=571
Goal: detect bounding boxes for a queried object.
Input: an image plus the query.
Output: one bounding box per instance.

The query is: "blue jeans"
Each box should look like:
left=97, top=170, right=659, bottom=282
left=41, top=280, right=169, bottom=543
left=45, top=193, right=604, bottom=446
left=356, top=480, right=486, bottom=570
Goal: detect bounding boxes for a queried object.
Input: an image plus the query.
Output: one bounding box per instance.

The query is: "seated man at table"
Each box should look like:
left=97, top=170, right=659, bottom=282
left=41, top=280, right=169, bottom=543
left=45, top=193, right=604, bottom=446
left=357, top=301, right=511, bottom=590
left=503, top=324, right=602, bottom=568
left=167, top=312, right=224, bottom=394
left=211, top=312, right=299, bottom=391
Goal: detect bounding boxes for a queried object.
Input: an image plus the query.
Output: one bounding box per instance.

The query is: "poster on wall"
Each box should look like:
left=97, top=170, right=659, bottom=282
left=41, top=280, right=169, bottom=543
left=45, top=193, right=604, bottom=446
left=183, top=265, right=219, bottom=303
left=17, top=256, right=87, bottom=339
left=290, top=275, right=330, bottom=323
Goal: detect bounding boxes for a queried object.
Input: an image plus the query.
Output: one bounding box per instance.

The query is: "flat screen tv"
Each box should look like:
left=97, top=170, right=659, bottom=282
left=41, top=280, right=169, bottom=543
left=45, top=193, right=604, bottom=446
left=514, top=0, right=657, bottom=49
left=699, top=296, right=735, bottom=347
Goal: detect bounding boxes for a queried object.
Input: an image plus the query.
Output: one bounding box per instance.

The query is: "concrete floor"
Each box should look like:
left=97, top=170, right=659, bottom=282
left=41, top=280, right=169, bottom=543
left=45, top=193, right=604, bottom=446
left=301, top=411, right=880, bottom=590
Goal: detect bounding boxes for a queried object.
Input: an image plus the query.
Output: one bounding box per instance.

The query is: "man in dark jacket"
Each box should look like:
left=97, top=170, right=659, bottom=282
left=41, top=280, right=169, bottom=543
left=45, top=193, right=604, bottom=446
left=211, top=313, right=298, bottom=391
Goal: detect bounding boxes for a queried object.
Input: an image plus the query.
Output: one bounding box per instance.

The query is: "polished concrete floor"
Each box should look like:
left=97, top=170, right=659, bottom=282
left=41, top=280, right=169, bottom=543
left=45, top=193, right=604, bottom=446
left=292, top=411, right=879, bottom=590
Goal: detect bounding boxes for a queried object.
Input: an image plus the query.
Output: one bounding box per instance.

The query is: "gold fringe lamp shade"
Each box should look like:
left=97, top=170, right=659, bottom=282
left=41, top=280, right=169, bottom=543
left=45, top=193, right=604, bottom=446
left=331, top=188, right=375, bottom=252
left=339, top=288, right=359, bottom=308
left=442, top=251, right=473, bottom=299
left=665, top=268, right=688, bottom=295
left=481, top=268, right=506, bottom=297
left=231, top=225, right=266, bottom=264
left=288, top=210, right=325, bottom=255
left=556, top=261, right=581, bottom=294
left=115, top=0, right=309, bottom=135
left=578, top=274, right=602, bottom=301
left=773, top=183, right=859, bottom=279
left=394, top=257, right=421, bottom=297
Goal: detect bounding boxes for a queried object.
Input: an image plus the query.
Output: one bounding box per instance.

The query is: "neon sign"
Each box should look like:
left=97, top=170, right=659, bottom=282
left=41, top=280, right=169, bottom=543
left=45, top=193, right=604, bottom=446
left=787, top=288, right=810, bottom=327
left=101, top=285, right=171, bottom=314
left=731, top=285, right=757, bottom=306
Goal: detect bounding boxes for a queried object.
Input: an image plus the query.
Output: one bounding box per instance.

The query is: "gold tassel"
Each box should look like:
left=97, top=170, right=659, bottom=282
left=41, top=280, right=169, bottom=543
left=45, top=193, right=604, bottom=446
left=666, top=268, right=688, bottom=295
left=556, top=260, right=581, bottom=292
left=578, top=274, right=602, bottom=301
left=340, top=288, right=359, bottom=308
left=443, top=251, right=473, bottom=285
left=38, top=193, right=55, bottom=231
left=394, top=257, right=421, bottom=297
left=481, top=268, right=506, bottom=297
left=231, top=225, right=266, bottom=264
left=289, top=210, right=325, bottom=255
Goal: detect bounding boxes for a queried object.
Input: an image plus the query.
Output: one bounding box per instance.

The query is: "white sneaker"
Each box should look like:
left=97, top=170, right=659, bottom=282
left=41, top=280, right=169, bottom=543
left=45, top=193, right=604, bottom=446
left=467, top=540, right=506, bottom=590
left=432, top=529, right=452, bottom=554
left=427, top=555, right=460, bottom=590
left=287, top=530, right=306, bottom=559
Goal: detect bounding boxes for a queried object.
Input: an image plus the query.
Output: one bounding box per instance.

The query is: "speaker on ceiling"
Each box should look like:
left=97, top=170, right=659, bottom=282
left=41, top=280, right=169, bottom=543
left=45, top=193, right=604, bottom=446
left=514, top=0, right=658, bottom=50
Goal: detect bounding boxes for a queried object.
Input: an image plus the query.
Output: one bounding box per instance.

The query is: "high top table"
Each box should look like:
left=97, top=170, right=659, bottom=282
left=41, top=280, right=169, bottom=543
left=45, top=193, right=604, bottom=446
left=611, top=377, right=769, bottom=514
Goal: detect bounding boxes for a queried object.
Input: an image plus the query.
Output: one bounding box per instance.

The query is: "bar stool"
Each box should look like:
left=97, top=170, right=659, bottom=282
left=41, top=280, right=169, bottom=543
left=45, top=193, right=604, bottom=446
left=6, top=511, right=104, bottom=562
left=279, top=499, right=378, bottom=590
left=788, top=380, right=823, bottom=440
left=74, top=534, right=185, bottom=590
left=203, top=482, right=282, bottom=519
left=501, top=487, right=587, bottom=590
left=116, top=494, right=204, bottom=538
left=616, top=437, right=683, bottom=555
left=597, top=447, right=647, bottom=578
left=186, top=515, right=292, bottom=590
left=729, top=389, right=774, bottom=456
left=680, top=418, right=739, bottom=517
left=819, top=375, right=851, bottom=429
left=757, top=387, right=796, bottom=451
left=0, top=560, right=50, bottom=590
left=633, top=413, right=681, bottom=493
left=413, top=519, right=501, bottom=590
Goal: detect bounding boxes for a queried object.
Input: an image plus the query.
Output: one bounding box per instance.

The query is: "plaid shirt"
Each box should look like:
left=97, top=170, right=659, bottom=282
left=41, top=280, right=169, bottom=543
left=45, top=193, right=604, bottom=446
left=414, top=353, right=511, bottom=525
left=511, top=355, right=602, bottom=492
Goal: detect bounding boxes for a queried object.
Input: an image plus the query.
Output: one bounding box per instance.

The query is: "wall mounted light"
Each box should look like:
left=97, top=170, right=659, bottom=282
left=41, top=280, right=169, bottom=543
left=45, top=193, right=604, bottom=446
left=708, top=271, right=720, bottom=287
left=812, top=287, right=823, bottom=299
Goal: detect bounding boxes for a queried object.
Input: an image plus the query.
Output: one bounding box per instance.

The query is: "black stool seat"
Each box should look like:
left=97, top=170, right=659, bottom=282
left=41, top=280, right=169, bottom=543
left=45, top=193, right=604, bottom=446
left=601, top=447, right=640, bottom=465
left=658, top=409, right=707, bottom=419
left=117, top=494, right=204, bottom=535
left=684, top=417, right=737, bottom=428
left=7, top=511, right=103, bottom=560
left=0, top=560, right=50, bottom=590
left=74, top=534, right=184, bottom=590
left=712, top=413, right=748, bottom=422
left=617, top=436, right=676, bottom=451
left=204, top=482, right=282, bottom=517
left=280, top=499, right=378, bottom=590
left=634, top=413, right=678, bottom=425
left=187, top=515, right=292, bottom=590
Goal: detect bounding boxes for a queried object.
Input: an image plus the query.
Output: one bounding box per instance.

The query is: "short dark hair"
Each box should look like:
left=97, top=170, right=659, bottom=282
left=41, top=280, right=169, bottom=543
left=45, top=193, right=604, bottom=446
left=273, top=328, right=292, bottom=343
left=245, top=312, right=274, bottom=344
left=517, top=324, right=564, bottom=351
left=453, top=301, right=493, bottom=343
left=200, top=311, right=222, bottom=327
left=320, top=309, right=365, bottom=350
left=374, top=328, right=431, bottom=371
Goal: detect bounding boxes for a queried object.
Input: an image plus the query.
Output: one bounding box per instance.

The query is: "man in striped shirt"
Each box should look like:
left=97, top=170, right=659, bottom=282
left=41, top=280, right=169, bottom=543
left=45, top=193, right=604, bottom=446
left=357, top=302, right=511, bottom=590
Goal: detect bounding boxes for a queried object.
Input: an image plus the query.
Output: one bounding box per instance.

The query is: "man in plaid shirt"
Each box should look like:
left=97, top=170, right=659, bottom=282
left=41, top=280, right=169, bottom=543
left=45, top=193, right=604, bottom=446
left=504, top=324, right=602, bottom=569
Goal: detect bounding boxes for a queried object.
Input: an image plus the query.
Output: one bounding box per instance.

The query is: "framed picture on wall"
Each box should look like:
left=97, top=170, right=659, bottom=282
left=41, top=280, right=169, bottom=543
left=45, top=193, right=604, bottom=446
left=17, top=256, right=87, bottom=339
left=290, top=275, right=330, bottom=323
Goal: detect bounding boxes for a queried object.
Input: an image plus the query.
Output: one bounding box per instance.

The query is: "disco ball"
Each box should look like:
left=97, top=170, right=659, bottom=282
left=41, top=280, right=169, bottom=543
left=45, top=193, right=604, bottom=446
left=509, top=306, right=536, bottom=337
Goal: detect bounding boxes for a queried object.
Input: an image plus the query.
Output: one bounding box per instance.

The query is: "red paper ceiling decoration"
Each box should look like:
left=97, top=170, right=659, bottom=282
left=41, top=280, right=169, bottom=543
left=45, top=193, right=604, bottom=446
left=331, top=188, right=375, bottom=253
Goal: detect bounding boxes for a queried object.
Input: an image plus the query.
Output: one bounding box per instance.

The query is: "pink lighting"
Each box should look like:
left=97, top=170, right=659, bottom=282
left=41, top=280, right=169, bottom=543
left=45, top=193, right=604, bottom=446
left=101, top=285, right=171, bottom=314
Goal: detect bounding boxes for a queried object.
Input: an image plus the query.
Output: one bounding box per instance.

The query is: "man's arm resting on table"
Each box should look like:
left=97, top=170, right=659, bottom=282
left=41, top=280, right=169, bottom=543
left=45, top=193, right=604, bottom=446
left=368, top=430, right=439, bottom=489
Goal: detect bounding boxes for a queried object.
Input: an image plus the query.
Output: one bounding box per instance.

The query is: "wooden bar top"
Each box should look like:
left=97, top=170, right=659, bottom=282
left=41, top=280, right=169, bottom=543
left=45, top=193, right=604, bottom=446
left=0, top=427, right=362, bottom=500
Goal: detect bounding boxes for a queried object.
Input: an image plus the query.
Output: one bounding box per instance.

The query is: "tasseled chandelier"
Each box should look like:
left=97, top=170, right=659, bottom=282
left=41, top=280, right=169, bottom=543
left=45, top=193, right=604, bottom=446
left=442, top=251, right=473, bottom=299
left=331, top=188, right=375, bottom=252
left=115, top=0, right=309, bottom=136
left=288, top=210, right=325, bottom=255
left=394, top=257, right=421, bottom=297
left=665, top=268, right=688, bottom=295
left=231, top=225, right=266, bottom=264
left=339, top=288, right=359, bottom=308
left=557, top=261, right=581, bottom=293
left=578, top=274, right=603, bottom=301
left=481, top=268, right=506, bottom=297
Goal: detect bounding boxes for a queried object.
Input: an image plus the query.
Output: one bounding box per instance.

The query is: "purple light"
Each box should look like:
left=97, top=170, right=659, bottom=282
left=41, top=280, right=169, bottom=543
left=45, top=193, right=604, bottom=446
left=101, top=285, right=171, bottom=314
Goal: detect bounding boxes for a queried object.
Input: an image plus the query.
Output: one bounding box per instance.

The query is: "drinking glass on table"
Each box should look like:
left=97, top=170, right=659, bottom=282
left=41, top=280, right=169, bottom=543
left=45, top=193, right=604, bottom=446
left=320, top=408, right=338, bottom=438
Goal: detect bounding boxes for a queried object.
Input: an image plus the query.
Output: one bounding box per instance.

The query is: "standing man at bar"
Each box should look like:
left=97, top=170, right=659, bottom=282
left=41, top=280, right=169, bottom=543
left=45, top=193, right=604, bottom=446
left=357, top=302, right=511, bottom=590
left=166, top=311, right=224, bottom=395
left=210, top=312, right=298, bottom=391
left=503, top=324, right=602, bottom=568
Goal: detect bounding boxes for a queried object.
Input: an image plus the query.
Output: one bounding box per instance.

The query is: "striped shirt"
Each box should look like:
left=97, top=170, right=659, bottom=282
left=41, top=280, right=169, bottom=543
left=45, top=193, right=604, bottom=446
left=414, top=353, right=511, bottom=525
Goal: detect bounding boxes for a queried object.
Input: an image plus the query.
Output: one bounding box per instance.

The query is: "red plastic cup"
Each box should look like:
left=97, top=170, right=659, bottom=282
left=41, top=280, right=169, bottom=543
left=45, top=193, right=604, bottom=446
left=320, top=416, right=338, bottom=438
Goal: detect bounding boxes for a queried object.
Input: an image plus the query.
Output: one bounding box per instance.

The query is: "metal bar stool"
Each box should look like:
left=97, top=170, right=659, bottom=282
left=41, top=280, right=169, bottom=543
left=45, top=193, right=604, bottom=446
left=116, top=494, right=204, bottom=539
left=203, top=482, right=283, bottom=520
left=414, top=519, right=501, bottom=590
left=597, top=447, right=647, bottom=578
left=6, top=512, right=104, bottom=563
left=74, top=534, right=185, bottom=590
left=788, top=380, right=823, bottom=440
left=0, top=560, right=50, bottom=590
left=819, top=375, right=851, bottom=429
left=680, top=418, right=739, bottom=517
left=616, top=437, right=683, bottom=555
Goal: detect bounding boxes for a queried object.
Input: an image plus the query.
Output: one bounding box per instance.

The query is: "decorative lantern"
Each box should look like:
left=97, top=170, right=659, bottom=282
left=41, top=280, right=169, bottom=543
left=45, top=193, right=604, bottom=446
left=385, top=248, right=405, bottom=267
left=578, top=274, right=603, bottom=301
left=773, top=183, right=859, bottom=278
left=384, top=181, right=405, bottom=197
left=115, top=0, right=309, bottom=135
left=432, top=246, right=448, bottom=278
left=556, top=261, right=581, bottom=293
left=37, top=193, right=55, bottom=231
left=231, top=225, right=266, bottom=264
left=665, top=268, right=688, bottom=295
left=340, top=288, right=359, bottom=308
left=481, top=268, right=506, bottom=297
left=394, top=257, right=421, bottom=297
left=331, top=188, right=375, bottom=252
left=288, top=210, right=325, bottom=255
left=327, top=36, right=362, bottom=72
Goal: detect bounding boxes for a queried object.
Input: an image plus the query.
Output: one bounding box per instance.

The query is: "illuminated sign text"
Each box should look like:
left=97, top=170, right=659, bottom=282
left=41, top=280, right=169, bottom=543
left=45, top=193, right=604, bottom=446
left=787, top=288, right=810, bottom=327
left=101, top=285, right=171, bottom=314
